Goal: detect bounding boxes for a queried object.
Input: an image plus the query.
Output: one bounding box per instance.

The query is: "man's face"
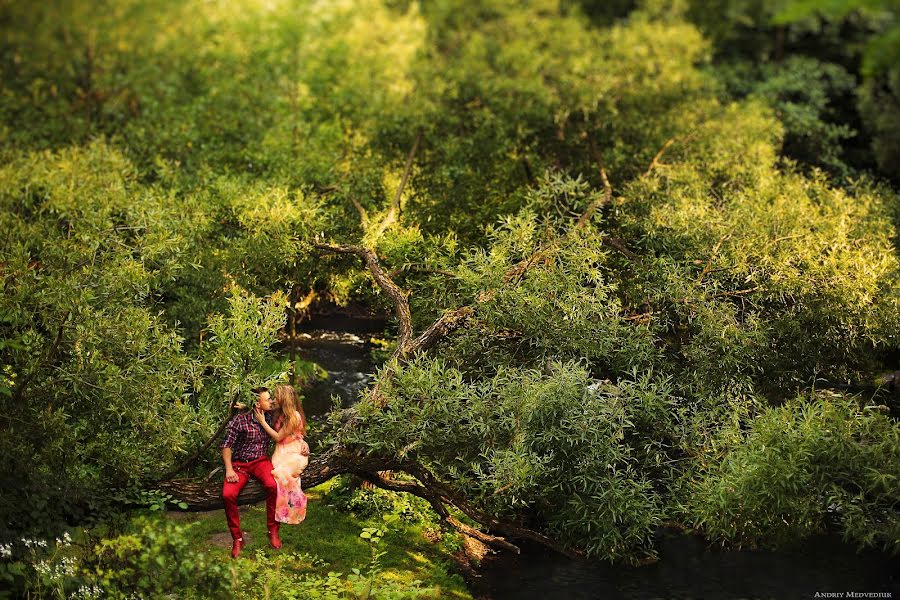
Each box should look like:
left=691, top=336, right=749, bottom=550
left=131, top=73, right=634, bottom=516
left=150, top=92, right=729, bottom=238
left=256, top=390, right=273, bottom=411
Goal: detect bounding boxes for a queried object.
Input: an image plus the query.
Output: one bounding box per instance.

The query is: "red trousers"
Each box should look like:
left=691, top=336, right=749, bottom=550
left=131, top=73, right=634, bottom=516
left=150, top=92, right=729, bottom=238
left=222, top=456, right=278, bottom=540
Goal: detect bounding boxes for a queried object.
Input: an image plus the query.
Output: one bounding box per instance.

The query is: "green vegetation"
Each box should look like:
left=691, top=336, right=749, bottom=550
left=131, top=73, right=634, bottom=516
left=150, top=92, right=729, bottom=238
left=1, top=0, right=898, bottom=597
left=2, top=483, right=471, bottom=599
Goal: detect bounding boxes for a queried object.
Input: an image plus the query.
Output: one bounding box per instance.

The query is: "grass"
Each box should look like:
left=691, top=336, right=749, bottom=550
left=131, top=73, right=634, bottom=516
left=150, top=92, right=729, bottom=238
left=159, top=479, right=474, bottom=599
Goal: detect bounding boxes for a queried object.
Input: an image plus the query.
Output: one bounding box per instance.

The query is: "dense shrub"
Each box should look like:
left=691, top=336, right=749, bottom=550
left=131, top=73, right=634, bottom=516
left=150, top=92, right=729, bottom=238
left=685, top=393, right=900, bottom=552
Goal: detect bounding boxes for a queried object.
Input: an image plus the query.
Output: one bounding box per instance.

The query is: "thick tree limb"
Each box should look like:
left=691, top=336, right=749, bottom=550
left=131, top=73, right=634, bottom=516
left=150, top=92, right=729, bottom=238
left=313, top=243, right=413, bottom=350
left=356, top=470, right=522, bottom=554
left=402, top=306, right=475, bottom=358
left=403, top=461, right=583, bottom=559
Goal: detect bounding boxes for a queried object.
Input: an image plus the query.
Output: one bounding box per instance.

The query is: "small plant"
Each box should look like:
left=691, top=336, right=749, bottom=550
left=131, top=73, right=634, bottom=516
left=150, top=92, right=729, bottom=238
left=0, top=532, right=85, bottom=599
left=135, top=489, right=189, bottom=512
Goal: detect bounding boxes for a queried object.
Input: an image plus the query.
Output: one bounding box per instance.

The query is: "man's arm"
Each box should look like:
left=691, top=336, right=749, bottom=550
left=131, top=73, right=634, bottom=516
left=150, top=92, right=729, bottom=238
left=221, top=418, right=240, bottom=483
left=222, top=447, right=239, bottom=483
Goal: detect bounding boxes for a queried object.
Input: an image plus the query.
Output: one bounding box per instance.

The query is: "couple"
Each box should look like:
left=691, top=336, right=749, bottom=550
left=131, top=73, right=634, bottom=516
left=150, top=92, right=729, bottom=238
left=221, top=384, right=310, bottom=558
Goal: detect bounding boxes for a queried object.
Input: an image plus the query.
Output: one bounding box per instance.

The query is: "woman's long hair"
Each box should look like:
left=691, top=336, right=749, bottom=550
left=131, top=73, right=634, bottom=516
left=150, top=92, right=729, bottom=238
left=274, top=384, right=307, bottom=437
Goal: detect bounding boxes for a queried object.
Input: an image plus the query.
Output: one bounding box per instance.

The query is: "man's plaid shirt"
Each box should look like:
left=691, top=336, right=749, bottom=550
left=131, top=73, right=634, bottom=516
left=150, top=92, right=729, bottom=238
left=221, top=411, right=273, bottom=463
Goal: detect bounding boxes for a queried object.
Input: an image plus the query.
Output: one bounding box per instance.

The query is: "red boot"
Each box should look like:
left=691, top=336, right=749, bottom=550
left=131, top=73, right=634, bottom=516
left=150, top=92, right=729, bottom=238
left=231, top=536, right=244, bottom=558
left=268, top=529, right=282, bottom=549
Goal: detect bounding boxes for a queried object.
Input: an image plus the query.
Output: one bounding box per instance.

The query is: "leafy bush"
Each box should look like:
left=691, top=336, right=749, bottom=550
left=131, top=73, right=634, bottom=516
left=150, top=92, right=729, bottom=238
left=685, top=393, right=900, bottom=553
left=325, top=476, right=435, bottom=525
left=83, top=519, right=231, bottom=598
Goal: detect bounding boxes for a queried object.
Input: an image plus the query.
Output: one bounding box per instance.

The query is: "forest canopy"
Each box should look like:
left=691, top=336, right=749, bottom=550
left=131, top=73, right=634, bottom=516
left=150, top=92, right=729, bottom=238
left=1, top=0, right=898, bottom=568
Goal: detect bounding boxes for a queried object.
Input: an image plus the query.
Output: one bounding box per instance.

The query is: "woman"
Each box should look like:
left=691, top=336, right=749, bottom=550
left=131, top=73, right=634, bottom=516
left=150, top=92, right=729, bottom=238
left=255, top=384, right=309, bottom=524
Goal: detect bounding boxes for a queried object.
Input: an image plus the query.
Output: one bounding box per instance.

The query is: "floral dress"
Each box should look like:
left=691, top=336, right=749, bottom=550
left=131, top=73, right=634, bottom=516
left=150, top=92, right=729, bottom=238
left=270, top=412, right=308, bottom=524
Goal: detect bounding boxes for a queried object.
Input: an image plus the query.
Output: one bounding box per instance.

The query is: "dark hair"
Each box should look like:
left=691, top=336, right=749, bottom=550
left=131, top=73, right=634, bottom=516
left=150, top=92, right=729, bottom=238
left=251, top=386, right=269, bottom=395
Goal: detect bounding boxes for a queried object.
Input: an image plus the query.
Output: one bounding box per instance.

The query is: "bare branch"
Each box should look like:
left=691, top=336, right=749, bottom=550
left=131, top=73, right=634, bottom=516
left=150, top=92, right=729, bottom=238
left=601, top=235, right=638, bottom=261
left=644, top=137, right=677, bottom=177
left=580, top=130, right=613, bottom=230
left=374, top=128, right=423, bottom=239
left=350, top=197, right=369, bottom=229
left=697, top=234, right=730, bottom=284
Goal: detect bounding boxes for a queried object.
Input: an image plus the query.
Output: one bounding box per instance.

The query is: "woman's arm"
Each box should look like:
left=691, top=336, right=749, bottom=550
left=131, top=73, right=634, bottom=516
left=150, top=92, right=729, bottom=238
left=254, top=407, right=293, bottom=442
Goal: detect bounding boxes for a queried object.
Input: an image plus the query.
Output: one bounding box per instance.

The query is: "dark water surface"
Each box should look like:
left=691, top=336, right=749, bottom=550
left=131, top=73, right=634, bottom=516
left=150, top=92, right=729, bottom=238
left=293, top=315, right=383, bottom=418
left=473, top=531, right=899, bottom=600
left=295, top=319, right=899, bottom=600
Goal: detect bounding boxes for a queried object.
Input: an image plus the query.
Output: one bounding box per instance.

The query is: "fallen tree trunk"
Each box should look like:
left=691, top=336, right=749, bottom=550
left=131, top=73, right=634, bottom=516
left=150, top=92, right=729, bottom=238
left=160, top=441, right=583, bottom=557
left=159, top=442, right=358, bottom=511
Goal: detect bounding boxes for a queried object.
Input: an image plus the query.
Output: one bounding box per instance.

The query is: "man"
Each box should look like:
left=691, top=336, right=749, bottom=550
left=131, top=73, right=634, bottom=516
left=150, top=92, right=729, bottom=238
left=221, top=386, right=281, bottom=558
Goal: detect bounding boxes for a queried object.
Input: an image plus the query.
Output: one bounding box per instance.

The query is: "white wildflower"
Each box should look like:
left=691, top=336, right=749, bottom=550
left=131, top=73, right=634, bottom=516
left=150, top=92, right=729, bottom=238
left=75, top=584, right=103, bottom=599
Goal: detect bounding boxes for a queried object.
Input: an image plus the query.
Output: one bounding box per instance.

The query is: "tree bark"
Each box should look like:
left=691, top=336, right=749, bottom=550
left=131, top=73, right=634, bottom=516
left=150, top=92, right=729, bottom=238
left=161, top=442, right=583, bottom=558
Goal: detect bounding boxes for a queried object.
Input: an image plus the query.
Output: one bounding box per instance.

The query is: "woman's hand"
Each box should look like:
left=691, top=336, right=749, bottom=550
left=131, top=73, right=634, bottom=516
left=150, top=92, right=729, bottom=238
left=254, top=406, right=265, bottom=424
left=225, top=468, right=239, bottom=483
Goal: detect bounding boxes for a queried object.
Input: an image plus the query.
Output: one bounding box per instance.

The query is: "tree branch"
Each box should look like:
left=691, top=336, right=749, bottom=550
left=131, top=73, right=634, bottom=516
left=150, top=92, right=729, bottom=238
left=356, top=470, right=522, bottom=554
left=644, top=137, right=677, bottom=177
left=374, top=128, right=423, bottom=239
left=579, top=130, right=613, bottom=230
left=697, top=234, right=730, bottom=284
left=314, top=243, right=413, bottom=350
left=350, top=197, right=369, bottom=229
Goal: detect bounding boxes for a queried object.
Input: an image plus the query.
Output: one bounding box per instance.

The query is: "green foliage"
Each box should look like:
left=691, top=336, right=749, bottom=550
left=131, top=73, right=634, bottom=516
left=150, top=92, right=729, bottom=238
left=858, top=65, right=900, bottom=174
left=1, top=0, right=898, bottom=570
left=326, top=476, right=436, bottom=525
left=715, top=56, right=858, bottom=175
left=617, top=104, right=900, bottom=394
left=0, top=143, right=293, bottom=534
left=684, top=393, right=900, bottom=553
left=773, top=0, right=899, bottom=77
left=88, top=519, right=234, bottom=599
left=346, top=358, right=674, bottom=561
left=1, top=511, right=458, bottom=600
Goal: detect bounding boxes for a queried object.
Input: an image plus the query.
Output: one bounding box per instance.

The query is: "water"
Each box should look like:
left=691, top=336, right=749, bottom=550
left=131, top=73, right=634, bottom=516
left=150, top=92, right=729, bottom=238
left=290, top=315, right=384, bottom=418
left=474, top=530, right=900, bottom=599
left=293, top=319, right=900, bottom=599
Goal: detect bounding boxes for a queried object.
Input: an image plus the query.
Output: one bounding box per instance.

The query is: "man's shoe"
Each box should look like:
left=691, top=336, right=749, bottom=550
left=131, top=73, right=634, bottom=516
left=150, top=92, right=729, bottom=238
left=231, top=537, right=244, bottom=559
left=268, top=530, right=282, bottom=549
